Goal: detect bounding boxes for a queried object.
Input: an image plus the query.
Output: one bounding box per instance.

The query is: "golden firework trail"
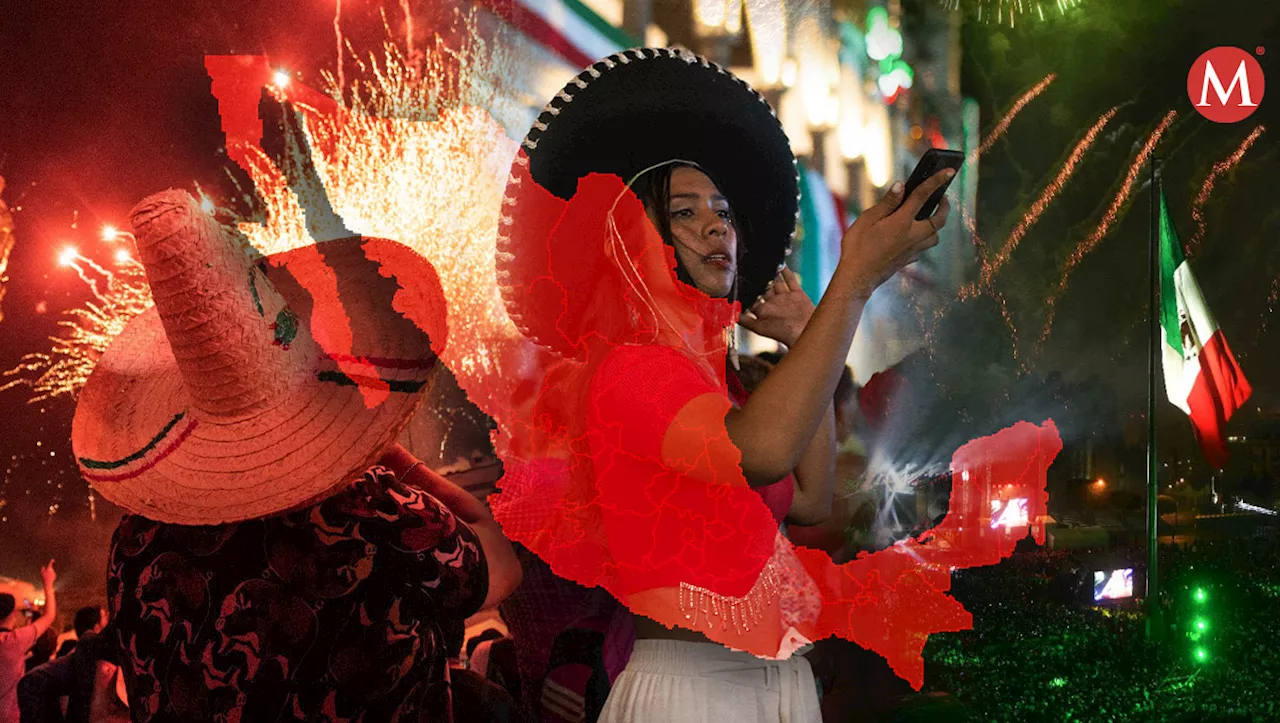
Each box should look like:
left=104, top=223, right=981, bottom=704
left=0, top=176, right=14, bottom=324
left=976, top=74, right=1056, bottom=158
left=967, top=107, right=1116, bottom=295
left=944, top=0, right=1082, bottom=27
left=230, top=31, right=541, bottom=419
left=14, top=16, right=539, bottom=413
left=1188, top=124, right=1265, bottom=256
left=2, top=256, right=152, bottom=403
left=1037, top=110, right=1177, bottom=348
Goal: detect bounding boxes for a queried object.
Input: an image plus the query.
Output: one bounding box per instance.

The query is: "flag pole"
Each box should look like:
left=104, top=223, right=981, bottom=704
left=1146, top=156, right=1163, bottom=641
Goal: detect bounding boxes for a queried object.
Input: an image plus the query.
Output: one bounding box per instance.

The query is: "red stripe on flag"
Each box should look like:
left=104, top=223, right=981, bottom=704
left=474, top=0, right=596, bottom=70
left=1186, top=330, right=1252, bottom=469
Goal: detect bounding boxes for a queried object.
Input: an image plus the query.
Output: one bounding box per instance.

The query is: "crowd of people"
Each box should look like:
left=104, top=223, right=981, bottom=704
left=923, top=538, right=1280, bottom=722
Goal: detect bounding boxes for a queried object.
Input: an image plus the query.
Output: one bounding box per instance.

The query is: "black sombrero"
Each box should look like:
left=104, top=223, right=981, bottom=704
left=497, top=47, right=799, bottom=351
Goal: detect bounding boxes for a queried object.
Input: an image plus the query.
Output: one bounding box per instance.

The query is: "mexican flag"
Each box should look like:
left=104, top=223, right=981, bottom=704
left=1159, top=191, right=1252, bottom=469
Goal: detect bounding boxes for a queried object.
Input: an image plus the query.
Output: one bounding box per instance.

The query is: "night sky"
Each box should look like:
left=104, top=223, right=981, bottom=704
left=2, top=0, right=1279, bottom=603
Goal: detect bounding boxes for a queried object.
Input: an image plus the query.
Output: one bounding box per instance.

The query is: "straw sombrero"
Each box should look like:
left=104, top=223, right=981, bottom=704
left=71, top=190, right=447, bottom=525
left=496, top=47, right=799, bottom=359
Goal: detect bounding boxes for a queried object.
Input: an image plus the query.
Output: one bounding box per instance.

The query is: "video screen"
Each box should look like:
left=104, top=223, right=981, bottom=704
left=1093, top=569, right=1134, bottom=601
left=989, top=498, right=1029, bottom=529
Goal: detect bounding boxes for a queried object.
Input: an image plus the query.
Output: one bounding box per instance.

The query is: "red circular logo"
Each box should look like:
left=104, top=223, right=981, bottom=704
left=1188, top=47, right=1265, bottom=123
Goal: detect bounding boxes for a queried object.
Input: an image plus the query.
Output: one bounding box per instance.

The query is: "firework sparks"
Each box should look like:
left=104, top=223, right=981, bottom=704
left=1252, top=275, right=1280, bottom=351
left=1189, top=125, right=1265, bottom=256
left=976, top=74, right=1056, bottom=157
left=400, top=0, right=415, bottom=64
left=2, top=258, right=153, bottom=403
left=335, top=0, right=346, bottom=96
left=991, top=289, right=1029, bottom=372
left=0, top=177, right=13, bottom=324
left=1038, top=110, right=1177, bottom=347
left=213, top=24, right=536, bottom=426
left=954, top=205, right=989, bottom=305
left=20, top=15, right=529, bottom=482
left=926, top=75, right=1056, bottom=365
left=944, top=0, right=1082, bottom=26
left=968, top=108, right=1116, bottom=296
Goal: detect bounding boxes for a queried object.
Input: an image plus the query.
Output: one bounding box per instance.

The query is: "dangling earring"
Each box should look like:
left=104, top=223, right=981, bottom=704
left=728, top=271, right=741, bottom=371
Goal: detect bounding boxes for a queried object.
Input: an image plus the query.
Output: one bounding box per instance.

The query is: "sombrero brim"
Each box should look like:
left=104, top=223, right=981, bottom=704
left=509, top=47, right=798, bottom=312
left=71, top=236, right=446, bottom=525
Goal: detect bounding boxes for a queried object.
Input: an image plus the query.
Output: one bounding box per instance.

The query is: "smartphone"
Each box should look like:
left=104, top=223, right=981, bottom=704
left=896, top=148, right=964, bottom=221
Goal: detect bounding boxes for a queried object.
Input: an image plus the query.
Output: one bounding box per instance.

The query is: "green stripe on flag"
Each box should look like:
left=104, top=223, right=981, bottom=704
left=796, top=164, right=823, bottom=302
left=560, top=0, right=640, bottom=50
left=1159, top=192, right=1185, bottom=358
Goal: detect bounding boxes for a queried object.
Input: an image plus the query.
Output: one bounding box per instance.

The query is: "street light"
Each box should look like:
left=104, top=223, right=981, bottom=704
left=743, top=0, right=786, bottom=88
left=792, top=16, right=841, bottom=177
left=694, top=0, right=743, bottom=36
left=692, top=0, right=744, bottom=67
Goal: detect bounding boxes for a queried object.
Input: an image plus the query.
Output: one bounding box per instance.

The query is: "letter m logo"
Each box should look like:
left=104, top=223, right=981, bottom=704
left=1198, top=59, right=1257, bottom=107
left=1188, top=47, right=1265, bottom=123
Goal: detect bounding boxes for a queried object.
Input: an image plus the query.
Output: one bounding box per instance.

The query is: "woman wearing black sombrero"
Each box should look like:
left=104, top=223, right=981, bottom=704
left=487, top=47, right=956, bottom=721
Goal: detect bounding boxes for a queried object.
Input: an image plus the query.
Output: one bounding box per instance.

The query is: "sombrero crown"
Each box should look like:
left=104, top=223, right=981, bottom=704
left=72, top=190, right=447, bottom=524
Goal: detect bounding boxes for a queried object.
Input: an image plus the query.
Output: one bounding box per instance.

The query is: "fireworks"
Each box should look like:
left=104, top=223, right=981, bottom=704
left=935, top=75, right=1061, bottom=365
left=214, top=24, right=538, bottom=423
left=0, top=15, right=532, bottom=523
left=1252, top=275, right=1280, bottom=350
left=0, top=176, right=13, bottom=325
left=972, top=108, right=1116, bottom=293
left=1189, top=125, right=1265, bottom=256
left=1038, top=110, right=1177, bottom=347
left=943, top=0, right=1082, bottom=26
left=2, top=255, right=152, bottom=403
left=977, top=74, right=1056, bottom=157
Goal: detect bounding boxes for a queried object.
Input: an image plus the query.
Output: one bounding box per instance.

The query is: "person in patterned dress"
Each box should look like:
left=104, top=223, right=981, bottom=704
left=71, top=188, right=521, bottom=722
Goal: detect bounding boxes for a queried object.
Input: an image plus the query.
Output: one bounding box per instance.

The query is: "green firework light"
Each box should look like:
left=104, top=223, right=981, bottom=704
left=941, top=0, right=1083, bottom=27
left=1188, top=587, right=1211, bottom=664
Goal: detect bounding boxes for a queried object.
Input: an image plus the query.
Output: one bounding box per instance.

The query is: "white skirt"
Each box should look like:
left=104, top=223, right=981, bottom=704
left=598, top=639, right=821, bottom=723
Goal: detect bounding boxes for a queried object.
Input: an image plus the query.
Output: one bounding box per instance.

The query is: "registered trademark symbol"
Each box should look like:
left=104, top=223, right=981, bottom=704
left=1258, top=46, right=1266, bottom=56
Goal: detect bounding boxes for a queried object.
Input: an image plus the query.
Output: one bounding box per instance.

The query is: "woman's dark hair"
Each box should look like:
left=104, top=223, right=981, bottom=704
left=0, top=593, right=13, bottom=620
left=630, top=162, right=746, bottom=298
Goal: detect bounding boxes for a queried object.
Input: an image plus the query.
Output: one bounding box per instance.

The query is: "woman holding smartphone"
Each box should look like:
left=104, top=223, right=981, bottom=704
left=489, top=47, right=954, bottom=722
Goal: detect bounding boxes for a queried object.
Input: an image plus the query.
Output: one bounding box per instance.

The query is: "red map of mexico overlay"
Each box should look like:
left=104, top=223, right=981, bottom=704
left=205, top=58, right=1064, bottom=690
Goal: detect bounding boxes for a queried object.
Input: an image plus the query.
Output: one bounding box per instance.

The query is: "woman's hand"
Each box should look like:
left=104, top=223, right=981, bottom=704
left=739, top=268, right=815, bottom=347
left=836, top=170, right=954, bottom=298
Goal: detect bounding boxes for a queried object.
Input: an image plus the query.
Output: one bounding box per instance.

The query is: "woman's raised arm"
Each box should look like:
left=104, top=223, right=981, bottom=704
left=726, top=170, right=954, bottom=486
